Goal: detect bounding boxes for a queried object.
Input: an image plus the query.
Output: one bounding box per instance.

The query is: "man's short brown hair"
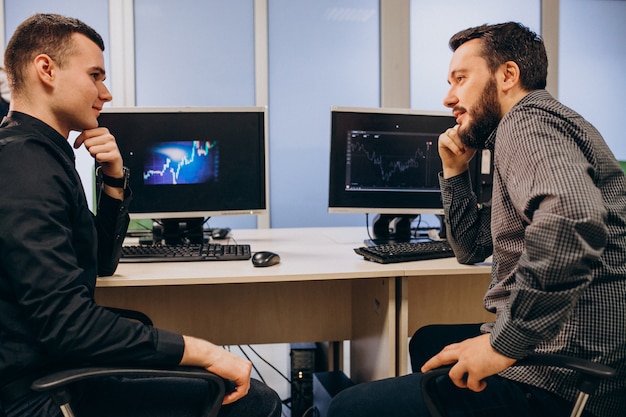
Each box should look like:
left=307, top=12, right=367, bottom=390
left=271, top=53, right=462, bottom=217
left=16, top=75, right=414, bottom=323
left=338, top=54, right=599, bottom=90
left=4, top=13, right=105, bottom=95
left=449, top=22, right=548, bottom=91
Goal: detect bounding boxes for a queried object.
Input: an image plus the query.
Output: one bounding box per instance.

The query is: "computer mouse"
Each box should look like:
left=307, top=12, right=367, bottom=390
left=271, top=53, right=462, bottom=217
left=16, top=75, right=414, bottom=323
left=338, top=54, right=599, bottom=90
left=251, top=251, right=280, bottom=267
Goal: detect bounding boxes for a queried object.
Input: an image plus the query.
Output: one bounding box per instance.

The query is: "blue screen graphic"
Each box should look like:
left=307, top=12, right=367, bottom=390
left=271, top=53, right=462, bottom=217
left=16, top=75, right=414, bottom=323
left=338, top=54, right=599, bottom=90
left=143, top=141, right=219, bottom=185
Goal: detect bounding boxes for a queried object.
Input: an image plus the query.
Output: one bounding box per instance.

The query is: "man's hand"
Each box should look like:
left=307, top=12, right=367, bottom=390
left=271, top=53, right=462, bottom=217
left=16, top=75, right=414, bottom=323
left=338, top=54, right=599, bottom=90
left=421, top=334, right=516, bottom=392
left=75, top=127, right=125, bottom=199
left=181, top=336, right=252, bottom=405
left=438, top=125, right=476, bottom=179
left=74, top=127, right=123, bottom=178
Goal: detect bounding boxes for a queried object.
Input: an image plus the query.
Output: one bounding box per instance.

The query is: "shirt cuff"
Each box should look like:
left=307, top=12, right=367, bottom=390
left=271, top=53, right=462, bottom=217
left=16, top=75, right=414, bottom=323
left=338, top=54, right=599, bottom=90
left=99, top=187, right=132, bottom=212
left=439, top=170, right=474, bottom=206
left=155, top=329, right=186, bottom=364
left=489, top=310, right=535, bottom=359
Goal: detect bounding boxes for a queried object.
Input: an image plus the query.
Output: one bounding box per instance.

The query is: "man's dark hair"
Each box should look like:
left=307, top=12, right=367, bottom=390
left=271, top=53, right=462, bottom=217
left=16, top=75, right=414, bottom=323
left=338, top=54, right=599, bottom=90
left=449, top=22, right=548, bottom=90
left=4, top=13, right=105, bottom=95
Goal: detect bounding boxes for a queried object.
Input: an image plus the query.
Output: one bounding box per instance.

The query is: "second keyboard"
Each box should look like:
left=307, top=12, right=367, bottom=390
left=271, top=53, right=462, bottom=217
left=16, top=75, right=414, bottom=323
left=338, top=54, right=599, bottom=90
left=354, top=240, right=455, bottom=264
left=120, top=243, right=251, bottom=263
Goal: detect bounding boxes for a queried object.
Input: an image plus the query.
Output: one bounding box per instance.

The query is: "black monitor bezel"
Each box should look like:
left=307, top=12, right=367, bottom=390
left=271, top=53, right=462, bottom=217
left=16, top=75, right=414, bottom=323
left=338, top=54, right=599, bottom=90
left=98, top=106, right=268, bottom=220
left=328, top=106, right=470, bottom=216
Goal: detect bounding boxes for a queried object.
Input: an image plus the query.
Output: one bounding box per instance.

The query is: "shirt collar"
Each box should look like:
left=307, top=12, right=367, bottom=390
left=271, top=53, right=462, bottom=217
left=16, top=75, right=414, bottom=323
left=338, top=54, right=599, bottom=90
left=1, top=111, right=76, bottom=161
left=484, top=89, right=552, bottom=151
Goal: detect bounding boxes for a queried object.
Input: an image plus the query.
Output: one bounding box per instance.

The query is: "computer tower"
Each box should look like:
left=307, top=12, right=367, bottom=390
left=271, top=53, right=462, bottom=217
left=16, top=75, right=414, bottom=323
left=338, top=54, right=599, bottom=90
left=313, top=371, right=354, bottom=417
left=290, top=343, right=316, bottom=417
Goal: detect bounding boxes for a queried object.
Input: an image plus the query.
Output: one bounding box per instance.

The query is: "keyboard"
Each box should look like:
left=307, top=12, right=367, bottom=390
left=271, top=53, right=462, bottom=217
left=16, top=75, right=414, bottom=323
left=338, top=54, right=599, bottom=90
left=120, top=243, right=251, bottom=263
left=354, top=240, right=455, bottom=264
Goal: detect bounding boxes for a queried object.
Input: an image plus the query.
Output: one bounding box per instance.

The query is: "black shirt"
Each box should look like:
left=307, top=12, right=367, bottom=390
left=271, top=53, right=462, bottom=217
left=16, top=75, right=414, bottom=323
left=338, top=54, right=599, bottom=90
left=0, top=112, right=184, bottom=387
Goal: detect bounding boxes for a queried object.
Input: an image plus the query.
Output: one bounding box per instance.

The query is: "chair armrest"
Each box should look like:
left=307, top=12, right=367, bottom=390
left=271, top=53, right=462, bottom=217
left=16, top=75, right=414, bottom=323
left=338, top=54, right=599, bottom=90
left=420, top=366, right=454, bottom=417
left=420, top=354, right=616, bottom=417
left=520, top=353, right=616, bottom=382
left=31, top=366, right=226, bottom=417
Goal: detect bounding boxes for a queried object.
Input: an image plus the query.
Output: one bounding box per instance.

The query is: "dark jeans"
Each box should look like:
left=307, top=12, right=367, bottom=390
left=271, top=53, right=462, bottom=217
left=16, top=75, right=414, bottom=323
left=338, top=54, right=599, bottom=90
left=4, top=377, right=281, bottom=417
left=327, top=324, right=589, bottom=417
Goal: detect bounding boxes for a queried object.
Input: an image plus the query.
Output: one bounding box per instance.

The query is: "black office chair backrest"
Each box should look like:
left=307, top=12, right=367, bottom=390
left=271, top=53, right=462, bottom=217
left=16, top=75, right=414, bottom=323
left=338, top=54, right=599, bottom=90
left=31, top=366, right=226, bottom=417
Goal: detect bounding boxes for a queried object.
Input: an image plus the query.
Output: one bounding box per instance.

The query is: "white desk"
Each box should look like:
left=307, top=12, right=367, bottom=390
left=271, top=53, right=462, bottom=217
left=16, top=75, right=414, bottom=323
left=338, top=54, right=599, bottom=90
left=96, top=227, right=492, bottom=382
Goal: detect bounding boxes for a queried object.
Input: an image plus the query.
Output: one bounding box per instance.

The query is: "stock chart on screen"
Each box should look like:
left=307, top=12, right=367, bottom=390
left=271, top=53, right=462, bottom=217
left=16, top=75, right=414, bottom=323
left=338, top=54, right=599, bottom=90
left=143, top=141, right=219, bottom=185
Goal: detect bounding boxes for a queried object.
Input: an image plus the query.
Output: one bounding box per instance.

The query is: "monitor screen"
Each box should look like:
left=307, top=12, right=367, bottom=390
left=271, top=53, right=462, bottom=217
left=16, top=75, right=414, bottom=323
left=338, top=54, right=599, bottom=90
left=329, top=106, right=465, bottom=216
left=98, top=107, right=268, bottom=221
left=328, top=106, right=493, bottom=244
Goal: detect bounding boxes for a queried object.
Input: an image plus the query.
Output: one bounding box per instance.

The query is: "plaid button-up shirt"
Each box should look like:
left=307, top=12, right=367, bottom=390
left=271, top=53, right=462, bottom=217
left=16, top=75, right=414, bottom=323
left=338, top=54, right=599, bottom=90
left=440, top=89, right=626, bottom=417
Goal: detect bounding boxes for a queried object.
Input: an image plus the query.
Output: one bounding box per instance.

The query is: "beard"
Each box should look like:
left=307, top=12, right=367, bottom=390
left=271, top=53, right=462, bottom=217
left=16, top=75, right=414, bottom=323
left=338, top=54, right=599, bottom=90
left=457, top=77, right=501, bottom=149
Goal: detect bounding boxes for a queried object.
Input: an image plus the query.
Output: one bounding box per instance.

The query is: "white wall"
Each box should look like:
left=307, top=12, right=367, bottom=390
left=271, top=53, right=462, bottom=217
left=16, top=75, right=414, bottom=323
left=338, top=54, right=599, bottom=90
left=559, top=0, right=626, bottom=161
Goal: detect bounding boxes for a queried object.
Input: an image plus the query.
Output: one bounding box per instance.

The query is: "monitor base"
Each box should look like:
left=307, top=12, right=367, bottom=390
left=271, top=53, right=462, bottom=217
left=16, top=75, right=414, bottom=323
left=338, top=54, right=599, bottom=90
left=158, top=217, right=205, bottom=245
left=368, top=213, right=444, bottom=246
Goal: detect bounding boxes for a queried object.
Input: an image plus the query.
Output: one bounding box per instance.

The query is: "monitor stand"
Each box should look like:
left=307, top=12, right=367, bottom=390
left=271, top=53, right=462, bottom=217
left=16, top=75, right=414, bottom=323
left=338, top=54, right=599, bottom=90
left=365, top=214, right=444, bottom=246
left=158, top=218, right=205, bottom=245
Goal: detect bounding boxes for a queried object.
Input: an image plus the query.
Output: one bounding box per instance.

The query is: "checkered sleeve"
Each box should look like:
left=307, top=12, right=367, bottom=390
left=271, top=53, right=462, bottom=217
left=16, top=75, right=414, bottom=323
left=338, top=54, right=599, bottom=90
left=488, top=107, right=609, bottom=359
left=439, top=170, right=493, bottom=264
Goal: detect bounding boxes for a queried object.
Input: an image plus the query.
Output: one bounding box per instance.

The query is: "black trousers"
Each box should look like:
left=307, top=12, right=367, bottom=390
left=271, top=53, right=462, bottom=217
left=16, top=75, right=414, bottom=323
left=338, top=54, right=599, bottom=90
left=327, top=324, right=590, bottom=417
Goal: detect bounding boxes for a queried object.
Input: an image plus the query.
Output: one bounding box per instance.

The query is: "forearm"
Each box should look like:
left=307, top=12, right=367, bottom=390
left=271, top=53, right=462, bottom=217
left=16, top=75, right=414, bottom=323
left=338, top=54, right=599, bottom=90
left=180, top=336, right=223, bottom=368
left=180, top=336, right=252, bottom=404
left=180, top=336, right=251, bottom=377
left=440, top=171, right=492, bottom=264
left=95, top=190, right=131, bottom=276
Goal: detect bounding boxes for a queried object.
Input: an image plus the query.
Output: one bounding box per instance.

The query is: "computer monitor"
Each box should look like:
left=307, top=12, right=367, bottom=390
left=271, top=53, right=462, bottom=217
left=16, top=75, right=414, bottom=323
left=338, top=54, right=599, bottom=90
left=328, top=106, right=489, bottom=243
left=98, top=107, right=268, bottom=244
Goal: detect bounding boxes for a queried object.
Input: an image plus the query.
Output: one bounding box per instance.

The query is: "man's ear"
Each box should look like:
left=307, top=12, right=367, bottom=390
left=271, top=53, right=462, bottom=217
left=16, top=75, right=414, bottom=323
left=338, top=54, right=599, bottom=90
left=500, top=61, right=520, bottom=92
left=33, top=54, right=56, bottom=87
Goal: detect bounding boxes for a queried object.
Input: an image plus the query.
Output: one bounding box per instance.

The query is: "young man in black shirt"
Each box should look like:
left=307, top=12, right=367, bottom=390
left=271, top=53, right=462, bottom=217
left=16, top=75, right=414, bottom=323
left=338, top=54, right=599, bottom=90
left=0, top=13, right=281, bottom=417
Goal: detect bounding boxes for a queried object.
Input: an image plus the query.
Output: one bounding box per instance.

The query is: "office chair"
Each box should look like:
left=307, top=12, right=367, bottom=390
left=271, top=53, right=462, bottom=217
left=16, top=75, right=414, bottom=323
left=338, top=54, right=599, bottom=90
left=30, top=307, right=226, bottom=417
left=420, top=353, right=616, bottom=417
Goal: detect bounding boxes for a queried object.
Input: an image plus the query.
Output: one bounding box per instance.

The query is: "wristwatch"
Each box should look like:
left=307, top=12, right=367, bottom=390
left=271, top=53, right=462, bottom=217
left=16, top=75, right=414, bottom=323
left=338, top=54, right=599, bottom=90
left=97, top=166, right=130, bottom=190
